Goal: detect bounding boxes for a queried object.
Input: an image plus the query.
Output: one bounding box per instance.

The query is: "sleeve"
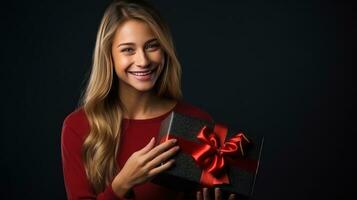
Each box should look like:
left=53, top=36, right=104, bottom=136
left=61, top=120, right=124, bottom=200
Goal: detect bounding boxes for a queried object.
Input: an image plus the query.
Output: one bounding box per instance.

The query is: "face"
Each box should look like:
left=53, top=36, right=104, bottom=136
left=111, top=19, right=165, bottom=93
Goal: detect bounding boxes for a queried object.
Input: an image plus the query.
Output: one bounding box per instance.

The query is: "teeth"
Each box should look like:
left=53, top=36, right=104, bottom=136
left=129, top=69, right=154, bottom=76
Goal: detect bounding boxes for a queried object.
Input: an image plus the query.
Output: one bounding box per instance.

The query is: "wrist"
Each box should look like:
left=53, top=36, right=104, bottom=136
left=111, top=175, right=133, bottom=198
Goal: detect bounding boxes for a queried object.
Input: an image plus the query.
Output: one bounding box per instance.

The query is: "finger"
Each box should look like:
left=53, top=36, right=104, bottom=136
left=214, top=188, right=222, bottom=200
left=197, top=191, right=203, bottom=200
left=137, top=137, right=156, bottom=155
left=146, top=145, right=179, bottom=169
left=228, top=194, right=236, bottom=200
left=203, top=187, right=210, bottom=200
left=144, top=139, right=177, bottom=161
left=148, top=159, right=175, bottom=176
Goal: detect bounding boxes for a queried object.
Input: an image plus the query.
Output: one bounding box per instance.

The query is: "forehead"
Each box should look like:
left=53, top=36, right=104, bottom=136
left=113, top=19, right=156, bottom=44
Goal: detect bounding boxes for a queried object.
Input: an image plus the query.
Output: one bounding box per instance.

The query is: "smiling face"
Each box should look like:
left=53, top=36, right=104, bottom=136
left=111, top=19, right=165, bottom=93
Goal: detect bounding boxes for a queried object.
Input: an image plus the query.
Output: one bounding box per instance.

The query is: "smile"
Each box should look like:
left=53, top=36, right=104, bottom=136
left=127, top=68, right=157, bottom=81
left=127, top=69, right=156, bottom=76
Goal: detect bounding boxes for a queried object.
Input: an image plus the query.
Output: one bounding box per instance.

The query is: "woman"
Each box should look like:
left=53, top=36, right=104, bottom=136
left=61, top=0, right=236, bottom=199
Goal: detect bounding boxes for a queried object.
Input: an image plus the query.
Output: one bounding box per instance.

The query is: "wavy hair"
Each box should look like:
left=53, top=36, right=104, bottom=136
left=79, top=0, right=182, bottom=193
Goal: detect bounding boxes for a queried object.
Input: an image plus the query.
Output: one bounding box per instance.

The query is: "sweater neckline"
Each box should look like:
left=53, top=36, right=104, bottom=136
left=122, top=101, right=178, bottom=124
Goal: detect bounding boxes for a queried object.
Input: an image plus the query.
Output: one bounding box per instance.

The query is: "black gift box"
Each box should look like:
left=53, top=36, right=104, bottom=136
left=151, top=112, right=264, bottom=199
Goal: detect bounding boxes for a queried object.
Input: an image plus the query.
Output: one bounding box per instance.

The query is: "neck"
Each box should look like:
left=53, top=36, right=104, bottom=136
left=119, top=83, right=159, bottom=119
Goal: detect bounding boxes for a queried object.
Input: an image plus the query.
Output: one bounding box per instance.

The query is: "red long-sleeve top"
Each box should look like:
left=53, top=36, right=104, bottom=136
left=61, top=101, right=213, bottom=200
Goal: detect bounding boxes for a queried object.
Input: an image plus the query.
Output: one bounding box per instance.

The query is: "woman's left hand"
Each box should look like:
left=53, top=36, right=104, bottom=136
left=196, top=188, right=236, bottom=200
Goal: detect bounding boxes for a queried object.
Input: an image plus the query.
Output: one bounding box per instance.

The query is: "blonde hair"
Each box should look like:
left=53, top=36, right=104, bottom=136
left=80, top=0, right=182, bottom=193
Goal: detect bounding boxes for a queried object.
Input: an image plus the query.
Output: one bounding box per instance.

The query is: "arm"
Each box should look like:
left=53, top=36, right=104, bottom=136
left=61, top=121, right=179, bottom=200
left=61, top=122, right=123, bottom=200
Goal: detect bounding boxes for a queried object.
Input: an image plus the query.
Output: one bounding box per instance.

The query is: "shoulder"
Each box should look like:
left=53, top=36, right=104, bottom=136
left=174, top=100, right=213, bottom=122
left=62, top=107, right=90, bottom=139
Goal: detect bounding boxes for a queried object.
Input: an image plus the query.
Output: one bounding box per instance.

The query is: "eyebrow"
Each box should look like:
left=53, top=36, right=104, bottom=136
left=117, top=38, right=158, bottom=48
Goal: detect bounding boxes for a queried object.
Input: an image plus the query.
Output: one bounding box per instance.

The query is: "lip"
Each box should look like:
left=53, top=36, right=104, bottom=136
left=127, top=68, right=156, bottom=75
left=127, top=69, right=153, bottom=73
left=127, top=68, right=157, bottom=81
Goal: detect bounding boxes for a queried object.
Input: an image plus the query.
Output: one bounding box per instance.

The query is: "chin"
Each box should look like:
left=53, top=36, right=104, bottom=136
left=131, top=82, right=157, bottom=92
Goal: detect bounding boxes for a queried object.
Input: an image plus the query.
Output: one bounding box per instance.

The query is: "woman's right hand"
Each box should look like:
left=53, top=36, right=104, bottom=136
left=111, top=137, right=179, bottom=197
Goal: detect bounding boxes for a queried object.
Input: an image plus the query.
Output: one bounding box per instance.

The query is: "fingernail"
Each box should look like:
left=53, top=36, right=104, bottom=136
left=172, top=139, right=177, bottom=143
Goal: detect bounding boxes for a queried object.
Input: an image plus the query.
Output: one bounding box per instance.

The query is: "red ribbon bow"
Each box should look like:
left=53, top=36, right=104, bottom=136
left=191, top=124, right=250, bottom=186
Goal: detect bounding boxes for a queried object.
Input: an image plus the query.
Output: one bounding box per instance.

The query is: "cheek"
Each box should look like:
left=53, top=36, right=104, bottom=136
left=153, top=51, right=166, bottom=78
left=112, top=54, right=131, bottom=74
left=149, top=50, right=165, bottom=64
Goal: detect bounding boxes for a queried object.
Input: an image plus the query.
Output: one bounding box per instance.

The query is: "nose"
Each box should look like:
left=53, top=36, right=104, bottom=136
left=134, top=49, right=149, bottom=68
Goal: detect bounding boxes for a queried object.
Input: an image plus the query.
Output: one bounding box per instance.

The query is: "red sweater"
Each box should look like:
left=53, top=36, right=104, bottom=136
left=61, top=101, right=213, bottom=200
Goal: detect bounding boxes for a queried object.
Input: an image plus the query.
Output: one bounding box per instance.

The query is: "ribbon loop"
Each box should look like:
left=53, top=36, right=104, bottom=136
left=191, top=124, right=250, bottom=186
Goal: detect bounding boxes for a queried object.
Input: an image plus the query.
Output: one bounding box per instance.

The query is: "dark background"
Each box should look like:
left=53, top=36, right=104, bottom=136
left=1, top=0, right=353, bottom=199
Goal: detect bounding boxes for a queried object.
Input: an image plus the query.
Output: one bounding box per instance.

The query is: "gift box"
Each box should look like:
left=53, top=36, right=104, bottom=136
left=151, top=112, right=264, bottom=199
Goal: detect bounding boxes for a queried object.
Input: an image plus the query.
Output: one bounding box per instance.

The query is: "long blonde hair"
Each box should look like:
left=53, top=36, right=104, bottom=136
left=80, top=0, right=182, bottom=193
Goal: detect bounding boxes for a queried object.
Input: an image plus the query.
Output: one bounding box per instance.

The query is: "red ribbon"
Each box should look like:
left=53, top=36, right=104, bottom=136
left=160, top=123, right=255, bottom=187
left=192, top=124, right=250, bottom=186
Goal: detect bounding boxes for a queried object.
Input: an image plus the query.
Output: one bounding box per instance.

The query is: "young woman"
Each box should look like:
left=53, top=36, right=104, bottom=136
left=61, top=0, right=236, bottom=199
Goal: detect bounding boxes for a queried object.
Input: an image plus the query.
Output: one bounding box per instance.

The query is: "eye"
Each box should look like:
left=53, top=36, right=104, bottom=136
left=146, top=43, right=160, bottom=51
left=121, top=48, right=134, bottom=54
